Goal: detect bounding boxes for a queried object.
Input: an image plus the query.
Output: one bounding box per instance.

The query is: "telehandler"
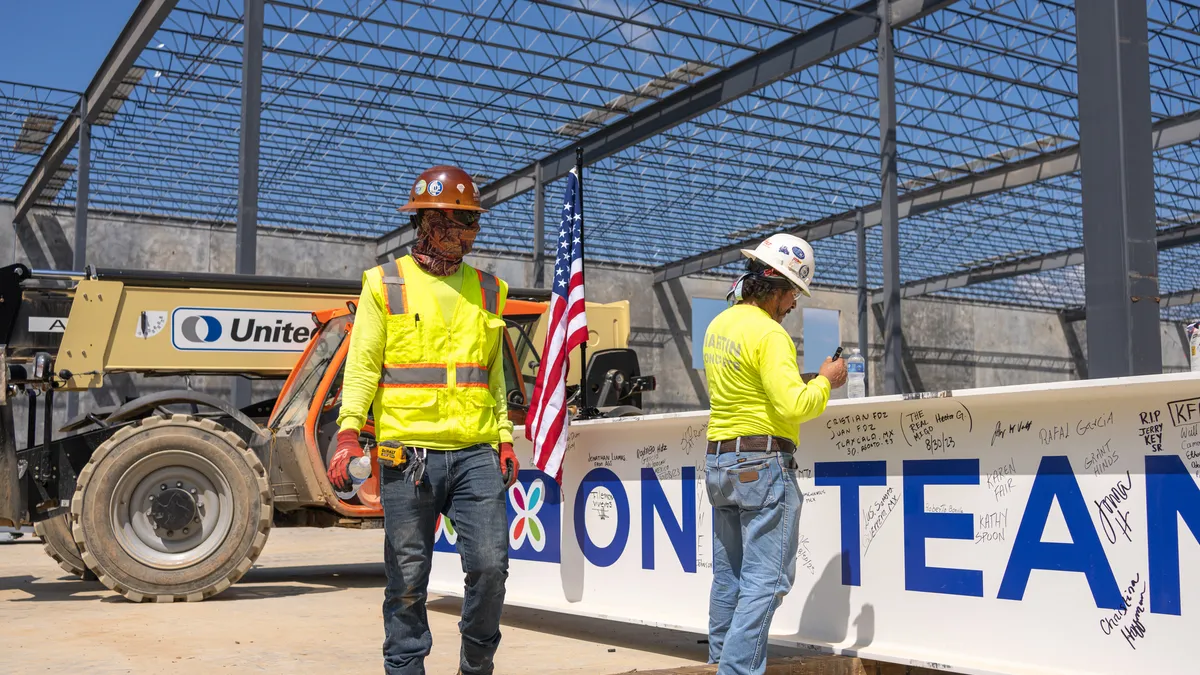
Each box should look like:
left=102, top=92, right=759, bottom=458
left=0, top=263, right=653, bottom=602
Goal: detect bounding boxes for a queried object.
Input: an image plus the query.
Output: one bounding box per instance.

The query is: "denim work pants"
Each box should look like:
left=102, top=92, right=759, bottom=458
left=379, top=443, right=510, bottom=675
left=704, top=449, right=803, bottom=675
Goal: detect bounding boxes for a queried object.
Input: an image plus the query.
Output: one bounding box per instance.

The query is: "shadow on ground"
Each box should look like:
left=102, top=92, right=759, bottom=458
left=0, top=561, right=387, bottom=604
left=0, top=574, right=107, bottom=602
left=429, top=595, right=712, bottom=662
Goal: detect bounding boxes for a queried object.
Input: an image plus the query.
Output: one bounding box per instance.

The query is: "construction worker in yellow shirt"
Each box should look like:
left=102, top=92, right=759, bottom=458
left=701, top=233, right=846, bottom=675
left=327, top=165, right=520, bottom=675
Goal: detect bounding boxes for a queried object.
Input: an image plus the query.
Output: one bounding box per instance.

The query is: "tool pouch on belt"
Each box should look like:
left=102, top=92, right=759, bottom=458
left=377, top=441, right=407, bottom=468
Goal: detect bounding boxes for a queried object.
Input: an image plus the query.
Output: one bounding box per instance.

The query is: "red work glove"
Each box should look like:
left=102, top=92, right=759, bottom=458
left=328, top=429, right=364, bottom=492
left=499, top=442, right=519, bottom=489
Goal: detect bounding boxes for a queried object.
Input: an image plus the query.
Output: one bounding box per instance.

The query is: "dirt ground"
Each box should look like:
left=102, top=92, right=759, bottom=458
left=0, top=527, right=714, bottom=674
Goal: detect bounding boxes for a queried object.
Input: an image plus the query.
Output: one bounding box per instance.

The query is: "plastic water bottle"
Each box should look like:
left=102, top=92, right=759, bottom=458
left=335, top=456, right=372, bottom=500
left=846, top=348, right=866, bottom=399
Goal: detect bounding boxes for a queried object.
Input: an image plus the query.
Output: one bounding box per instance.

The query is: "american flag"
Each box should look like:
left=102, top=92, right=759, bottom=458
left=525, top=168, right=588, bottom=483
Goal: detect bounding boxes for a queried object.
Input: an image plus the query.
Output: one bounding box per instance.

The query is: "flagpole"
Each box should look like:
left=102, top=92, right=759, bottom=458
left=575, top=147, right=589, bottom=418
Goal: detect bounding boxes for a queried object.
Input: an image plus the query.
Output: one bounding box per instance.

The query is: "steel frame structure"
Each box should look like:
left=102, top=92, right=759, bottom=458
left=1, top=0, right=1199, bottom=336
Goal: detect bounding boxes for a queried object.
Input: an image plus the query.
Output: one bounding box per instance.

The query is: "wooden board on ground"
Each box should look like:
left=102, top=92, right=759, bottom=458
left=613, top=655, right=958, bottom=675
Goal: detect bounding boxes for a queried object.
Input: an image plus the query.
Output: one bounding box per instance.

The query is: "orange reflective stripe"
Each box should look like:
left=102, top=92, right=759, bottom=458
left=381, top=260, right=407, bottom=315
left=477, top=270, right=499, bottom=314
left=455, top=363, right=489, bottom=388
left=380, top=363, right=446, bottom=388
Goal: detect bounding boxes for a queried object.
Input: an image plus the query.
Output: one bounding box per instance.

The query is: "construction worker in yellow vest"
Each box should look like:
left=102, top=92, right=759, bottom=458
left=329, top=165, right=520, bottom=675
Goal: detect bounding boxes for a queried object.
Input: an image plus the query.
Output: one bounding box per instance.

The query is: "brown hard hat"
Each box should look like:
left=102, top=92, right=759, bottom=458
left=398, top=165, right=485, bottom=212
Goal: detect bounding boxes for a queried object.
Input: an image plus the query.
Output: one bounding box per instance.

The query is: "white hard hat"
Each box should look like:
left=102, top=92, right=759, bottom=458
left=740, top=233, right=815, bottom=297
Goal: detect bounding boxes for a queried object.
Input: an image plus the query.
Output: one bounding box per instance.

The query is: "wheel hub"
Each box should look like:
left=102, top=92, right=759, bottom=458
left=110, top=450, right=234, bottom=569
left=149, top=487, right=197, bottom=532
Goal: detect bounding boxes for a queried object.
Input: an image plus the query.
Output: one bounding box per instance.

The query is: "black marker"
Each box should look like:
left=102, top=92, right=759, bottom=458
left=831, top=346, right=843, bottom=361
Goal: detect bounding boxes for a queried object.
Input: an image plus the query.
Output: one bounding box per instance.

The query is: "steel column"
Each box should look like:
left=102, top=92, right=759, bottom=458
left=533, top=161, right=545, bottom=287
left=878, top=1, right=903, bottom=395
left=856, top=211, right=869, bottom=395
left=233, top=0, right=264, bottom=409
left=1075, top=0, right=1160, bottom=378
left=74, top=96, right=90, bottom=272
left=67, top=96, right=91, bottom=423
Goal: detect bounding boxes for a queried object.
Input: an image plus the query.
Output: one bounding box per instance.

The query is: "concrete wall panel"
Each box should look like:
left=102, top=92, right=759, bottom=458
left=2, top=202, right=1191, bottom=447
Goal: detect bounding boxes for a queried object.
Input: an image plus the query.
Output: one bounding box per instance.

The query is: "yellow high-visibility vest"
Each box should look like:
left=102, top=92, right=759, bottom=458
left=338, top=255, right=512, bottom=450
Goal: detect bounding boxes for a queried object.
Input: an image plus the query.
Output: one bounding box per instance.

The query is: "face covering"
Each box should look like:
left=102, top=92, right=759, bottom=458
left=411, top=209, right=480, bottom=276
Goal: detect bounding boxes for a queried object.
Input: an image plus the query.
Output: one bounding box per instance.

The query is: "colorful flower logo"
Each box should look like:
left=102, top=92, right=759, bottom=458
left=509, top=479, right=547, bottom=552
left=436, top=513, right=458, bottom=546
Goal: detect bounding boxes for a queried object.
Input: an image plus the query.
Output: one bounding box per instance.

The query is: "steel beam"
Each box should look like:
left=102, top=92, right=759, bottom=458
left=875, top=220, right=1200, bottom=304
left=654, top=109, right=1200, bottom=284
left=233, top=0, right=264, bottom=410
left=1076, top=0, right=1160, bottom=378
left=11, top=0, right=178, bottom=223
left=475, top=0, right=959, bottom=210
left=1163, top=289, right=1200, bottom=309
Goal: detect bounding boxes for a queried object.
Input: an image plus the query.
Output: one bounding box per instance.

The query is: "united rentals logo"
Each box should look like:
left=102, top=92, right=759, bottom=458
left=171, top=308, right=317, bottom=352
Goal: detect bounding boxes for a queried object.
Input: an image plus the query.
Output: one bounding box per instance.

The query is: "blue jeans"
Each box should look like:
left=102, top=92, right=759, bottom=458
left=704, top=449, right=803, bottom=675
left=379, top=443, right=509, bottom=675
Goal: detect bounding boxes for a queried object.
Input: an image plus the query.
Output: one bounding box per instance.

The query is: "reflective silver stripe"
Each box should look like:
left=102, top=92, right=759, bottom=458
left=382, top=260, right=406, bottom=315
left=478, top=271, right=499, bottom=314
left=380, top=365, right=446, bottom=386
left=456, top=365, right=489, bottom=386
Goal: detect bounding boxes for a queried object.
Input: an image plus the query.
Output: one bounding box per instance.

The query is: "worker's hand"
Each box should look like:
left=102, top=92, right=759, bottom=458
left=498, top=442, right=519, bottom=489
left=818, top=356, right=848, bottom=389
left=328, top=429, right=365, bottom=492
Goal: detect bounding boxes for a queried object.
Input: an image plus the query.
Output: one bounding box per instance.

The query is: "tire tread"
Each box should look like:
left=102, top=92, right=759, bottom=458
left=70, top=414, right=272, bottom=603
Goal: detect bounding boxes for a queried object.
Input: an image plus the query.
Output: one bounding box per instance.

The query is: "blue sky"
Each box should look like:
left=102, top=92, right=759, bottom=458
left=0, top=1, right=139, bottom=91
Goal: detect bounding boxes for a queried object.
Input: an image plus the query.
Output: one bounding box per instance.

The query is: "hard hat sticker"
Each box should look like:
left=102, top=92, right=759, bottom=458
left=414, top=179, right=427, bottom=196
left=792, top=246, right=806, bottom=259
left=799, top=264, right=810, bottom=280
left=457, top=183, right=465, bottom=193
left=429, top=180, right=444, bottom=196
left=779, top=245, right=789, bottom=255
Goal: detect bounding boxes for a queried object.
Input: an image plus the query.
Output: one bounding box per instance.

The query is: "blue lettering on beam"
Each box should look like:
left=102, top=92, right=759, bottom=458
left=815, top=460, right=887, bottom=586
left=998, top=456, right=1122, bottom=609
left=574, top=468, right=630, bottom=567
left=903, top=459, right=984, bottom=597
left=1146, top=455, right=1200, bottom=615
left=641, top=466, right=697, bottom=572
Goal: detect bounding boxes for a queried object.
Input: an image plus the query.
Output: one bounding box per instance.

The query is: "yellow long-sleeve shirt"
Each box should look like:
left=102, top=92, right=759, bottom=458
left=337, top=261, right=514, bottom=450
left=703, top=303, right=831, bottom=446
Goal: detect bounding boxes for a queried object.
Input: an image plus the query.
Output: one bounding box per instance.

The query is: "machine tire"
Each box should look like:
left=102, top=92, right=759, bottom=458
left=70, top=414, right=272, bottom=602
left=34, top=513, right=96, bottom=580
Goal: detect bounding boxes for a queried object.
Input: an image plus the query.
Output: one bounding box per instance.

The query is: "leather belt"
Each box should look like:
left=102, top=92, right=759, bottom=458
left=707, top=435, right=796, bottom=455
